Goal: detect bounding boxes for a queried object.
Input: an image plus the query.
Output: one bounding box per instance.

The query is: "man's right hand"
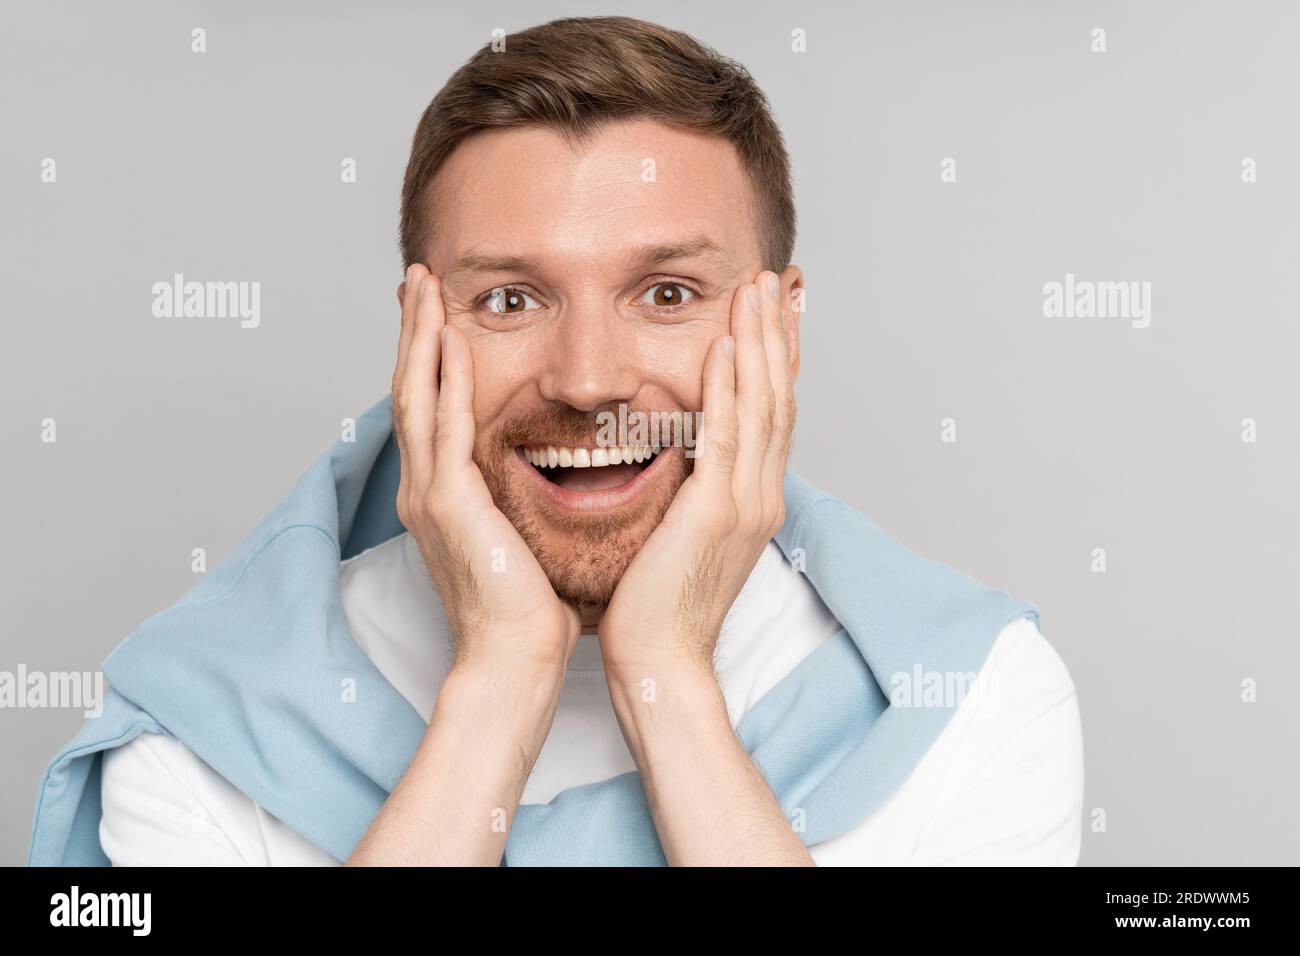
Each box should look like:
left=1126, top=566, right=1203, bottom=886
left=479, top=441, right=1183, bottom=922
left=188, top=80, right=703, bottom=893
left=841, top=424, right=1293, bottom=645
left=347, top=265, right=577, bottom=866
left=390, top=264, right=580, bottom=676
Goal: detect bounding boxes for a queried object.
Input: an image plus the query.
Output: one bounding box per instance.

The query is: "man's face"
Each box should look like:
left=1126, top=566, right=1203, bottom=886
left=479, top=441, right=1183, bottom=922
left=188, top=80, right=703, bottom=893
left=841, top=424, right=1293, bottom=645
left=417, top=118, right=794, bottom=608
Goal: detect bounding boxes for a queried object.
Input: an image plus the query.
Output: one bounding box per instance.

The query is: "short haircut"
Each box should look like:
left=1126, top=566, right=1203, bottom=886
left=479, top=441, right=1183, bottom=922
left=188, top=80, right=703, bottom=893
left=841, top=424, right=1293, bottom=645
left=399, top=15, right=796, bottom=273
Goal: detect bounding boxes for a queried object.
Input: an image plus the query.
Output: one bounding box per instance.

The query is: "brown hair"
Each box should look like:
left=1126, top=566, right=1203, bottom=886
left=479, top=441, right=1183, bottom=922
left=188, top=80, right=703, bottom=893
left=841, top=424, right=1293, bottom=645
left=399, top=16, right=796, bottom=273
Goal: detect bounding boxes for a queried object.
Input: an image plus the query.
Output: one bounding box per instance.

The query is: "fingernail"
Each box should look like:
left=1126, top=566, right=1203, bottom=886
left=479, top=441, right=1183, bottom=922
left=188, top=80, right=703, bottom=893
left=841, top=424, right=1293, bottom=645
left=764, top=273, right=780, bottom=299
left=723, top=335, right=735, bottom=362
left=745, top=285, right=762, bottom=313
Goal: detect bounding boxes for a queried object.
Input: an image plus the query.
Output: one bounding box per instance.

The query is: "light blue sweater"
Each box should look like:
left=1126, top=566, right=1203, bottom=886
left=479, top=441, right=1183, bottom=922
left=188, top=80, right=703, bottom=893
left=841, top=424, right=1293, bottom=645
left=28, top=395, right=1036, bottom=866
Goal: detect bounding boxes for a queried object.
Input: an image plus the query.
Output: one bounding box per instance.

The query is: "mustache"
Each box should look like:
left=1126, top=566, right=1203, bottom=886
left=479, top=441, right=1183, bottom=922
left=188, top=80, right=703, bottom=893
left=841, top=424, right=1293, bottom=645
left=490, top=402, right=676, bottom=448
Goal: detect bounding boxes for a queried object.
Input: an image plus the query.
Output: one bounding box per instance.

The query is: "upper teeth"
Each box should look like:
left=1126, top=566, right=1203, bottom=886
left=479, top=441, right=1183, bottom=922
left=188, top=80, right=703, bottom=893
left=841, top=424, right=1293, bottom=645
left=523, top=444, right=660, bottom=469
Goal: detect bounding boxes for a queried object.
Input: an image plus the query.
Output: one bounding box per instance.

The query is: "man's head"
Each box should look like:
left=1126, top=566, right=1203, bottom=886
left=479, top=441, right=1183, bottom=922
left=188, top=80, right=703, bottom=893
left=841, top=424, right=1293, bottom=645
left=398, top=16, right=801, bottom=609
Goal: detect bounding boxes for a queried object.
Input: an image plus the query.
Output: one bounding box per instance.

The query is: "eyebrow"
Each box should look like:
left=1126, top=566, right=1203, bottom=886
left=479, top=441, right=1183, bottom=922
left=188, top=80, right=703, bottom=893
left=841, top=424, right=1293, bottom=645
left=443, top=234, right=730, bottom=285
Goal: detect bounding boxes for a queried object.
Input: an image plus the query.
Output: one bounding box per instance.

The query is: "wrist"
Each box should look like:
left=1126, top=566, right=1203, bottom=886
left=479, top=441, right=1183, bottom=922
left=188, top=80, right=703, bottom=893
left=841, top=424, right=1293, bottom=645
left=598, top=621, right=719, bottom=691
left=604, top=660, right=730, bottom=757
left=448, top=616, right=575, bottom=682
left=435, top=657, right=564, bottom=755
left=603, top=653, right=719, bottom=702
left=379, top=661, right=560, bottom=860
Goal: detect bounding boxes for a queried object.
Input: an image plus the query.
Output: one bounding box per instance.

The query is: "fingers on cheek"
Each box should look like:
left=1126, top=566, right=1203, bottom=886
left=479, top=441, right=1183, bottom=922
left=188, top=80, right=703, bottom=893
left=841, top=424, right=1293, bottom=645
left=709, top=434, right=739, bottom=476
left=705, top=335, right=737, bottom=400
left=772, top=286, right=788, bottom=339
left=737, top=382, right=776, bottom=459
left=747, top=285, right=768, bottom=350
left=404, top=270, right=424, bottom=322
left=734, top=282, right=761, bottom=345
left=416, top=290, right=438, bottom=336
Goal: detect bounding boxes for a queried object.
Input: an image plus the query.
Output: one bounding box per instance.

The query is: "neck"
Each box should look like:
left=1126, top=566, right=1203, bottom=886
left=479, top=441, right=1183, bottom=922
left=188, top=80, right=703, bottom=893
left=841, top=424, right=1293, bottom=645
left=579, top=604, right=603, bottom=635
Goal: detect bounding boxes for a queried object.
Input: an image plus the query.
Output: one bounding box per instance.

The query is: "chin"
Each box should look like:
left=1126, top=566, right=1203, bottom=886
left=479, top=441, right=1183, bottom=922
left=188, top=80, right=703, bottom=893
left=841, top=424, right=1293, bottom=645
left=476, top=438, right=690, bottom=608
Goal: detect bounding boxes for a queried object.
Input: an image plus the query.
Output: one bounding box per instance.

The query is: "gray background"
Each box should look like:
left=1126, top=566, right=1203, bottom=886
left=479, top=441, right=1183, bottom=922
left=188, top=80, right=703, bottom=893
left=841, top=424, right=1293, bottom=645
left=2, top=0, right=1297, bottom=866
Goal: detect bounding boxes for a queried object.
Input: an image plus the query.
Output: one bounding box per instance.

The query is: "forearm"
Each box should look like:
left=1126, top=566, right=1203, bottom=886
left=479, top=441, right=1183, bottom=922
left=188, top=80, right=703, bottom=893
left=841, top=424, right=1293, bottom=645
left=606, top=664, right=815, bottom=866
left=346, top=661, right=562, bottom=866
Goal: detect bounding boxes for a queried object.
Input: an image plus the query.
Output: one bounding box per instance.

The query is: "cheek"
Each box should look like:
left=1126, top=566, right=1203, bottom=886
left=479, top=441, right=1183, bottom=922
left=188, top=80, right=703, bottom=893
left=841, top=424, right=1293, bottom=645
left=632, top=327, right=715, bottom=410
left=465, top=334, right=542, bottom=425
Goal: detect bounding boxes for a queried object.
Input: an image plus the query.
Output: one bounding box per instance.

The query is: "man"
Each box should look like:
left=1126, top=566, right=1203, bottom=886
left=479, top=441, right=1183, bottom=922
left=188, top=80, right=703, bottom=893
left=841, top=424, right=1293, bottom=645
left=29, top=16, right=1082, bottom=866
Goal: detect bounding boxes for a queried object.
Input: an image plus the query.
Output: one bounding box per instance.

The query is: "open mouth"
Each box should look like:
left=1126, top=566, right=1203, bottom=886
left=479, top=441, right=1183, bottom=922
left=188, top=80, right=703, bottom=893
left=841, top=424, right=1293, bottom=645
left=518, top=443, right=663, bottom=493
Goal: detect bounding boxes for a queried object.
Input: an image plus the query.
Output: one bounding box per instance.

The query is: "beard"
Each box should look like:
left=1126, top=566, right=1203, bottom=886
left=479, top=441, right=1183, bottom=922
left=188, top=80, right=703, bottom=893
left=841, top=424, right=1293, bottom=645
left=473, top=402, right=691, bottom=609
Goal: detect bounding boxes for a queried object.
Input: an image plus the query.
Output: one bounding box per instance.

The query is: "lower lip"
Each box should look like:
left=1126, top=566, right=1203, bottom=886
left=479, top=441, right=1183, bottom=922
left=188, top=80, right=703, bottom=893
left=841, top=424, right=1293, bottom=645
left=516, top=445, right=674, bottom=514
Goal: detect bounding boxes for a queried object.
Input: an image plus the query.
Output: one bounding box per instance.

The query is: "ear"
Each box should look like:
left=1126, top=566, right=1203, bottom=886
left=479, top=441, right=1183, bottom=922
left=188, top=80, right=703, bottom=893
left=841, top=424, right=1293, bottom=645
left=779, top=264, right=803, bottom=381
left=396, top=280, right=407, bottom=307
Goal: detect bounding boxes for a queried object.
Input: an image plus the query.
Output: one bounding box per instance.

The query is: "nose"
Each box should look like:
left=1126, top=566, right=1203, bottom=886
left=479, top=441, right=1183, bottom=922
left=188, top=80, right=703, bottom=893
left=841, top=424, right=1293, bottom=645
left=536, top=304, right=642, bottom=412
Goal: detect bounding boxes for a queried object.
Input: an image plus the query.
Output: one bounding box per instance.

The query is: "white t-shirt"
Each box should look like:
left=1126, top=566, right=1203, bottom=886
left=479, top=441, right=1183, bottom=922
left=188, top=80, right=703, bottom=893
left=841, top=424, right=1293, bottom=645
left=99, top=532, right=1084, bottom=866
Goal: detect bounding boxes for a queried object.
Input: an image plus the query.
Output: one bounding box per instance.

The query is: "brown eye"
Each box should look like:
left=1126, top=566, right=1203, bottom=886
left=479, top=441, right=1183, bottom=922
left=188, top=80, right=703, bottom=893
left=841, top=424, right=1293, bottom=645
left=485, top=287, right=539, bottom=315
left=643, top=282, right=695, bottom=308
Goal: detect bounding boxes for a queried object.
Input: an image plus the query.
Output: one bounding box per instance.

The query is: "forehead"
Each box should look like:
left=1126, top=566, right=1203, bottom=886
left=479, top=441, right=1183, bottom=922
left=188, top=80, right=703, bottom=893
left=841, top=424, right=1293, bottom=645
left=425, top=118, right=761, bottom=276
